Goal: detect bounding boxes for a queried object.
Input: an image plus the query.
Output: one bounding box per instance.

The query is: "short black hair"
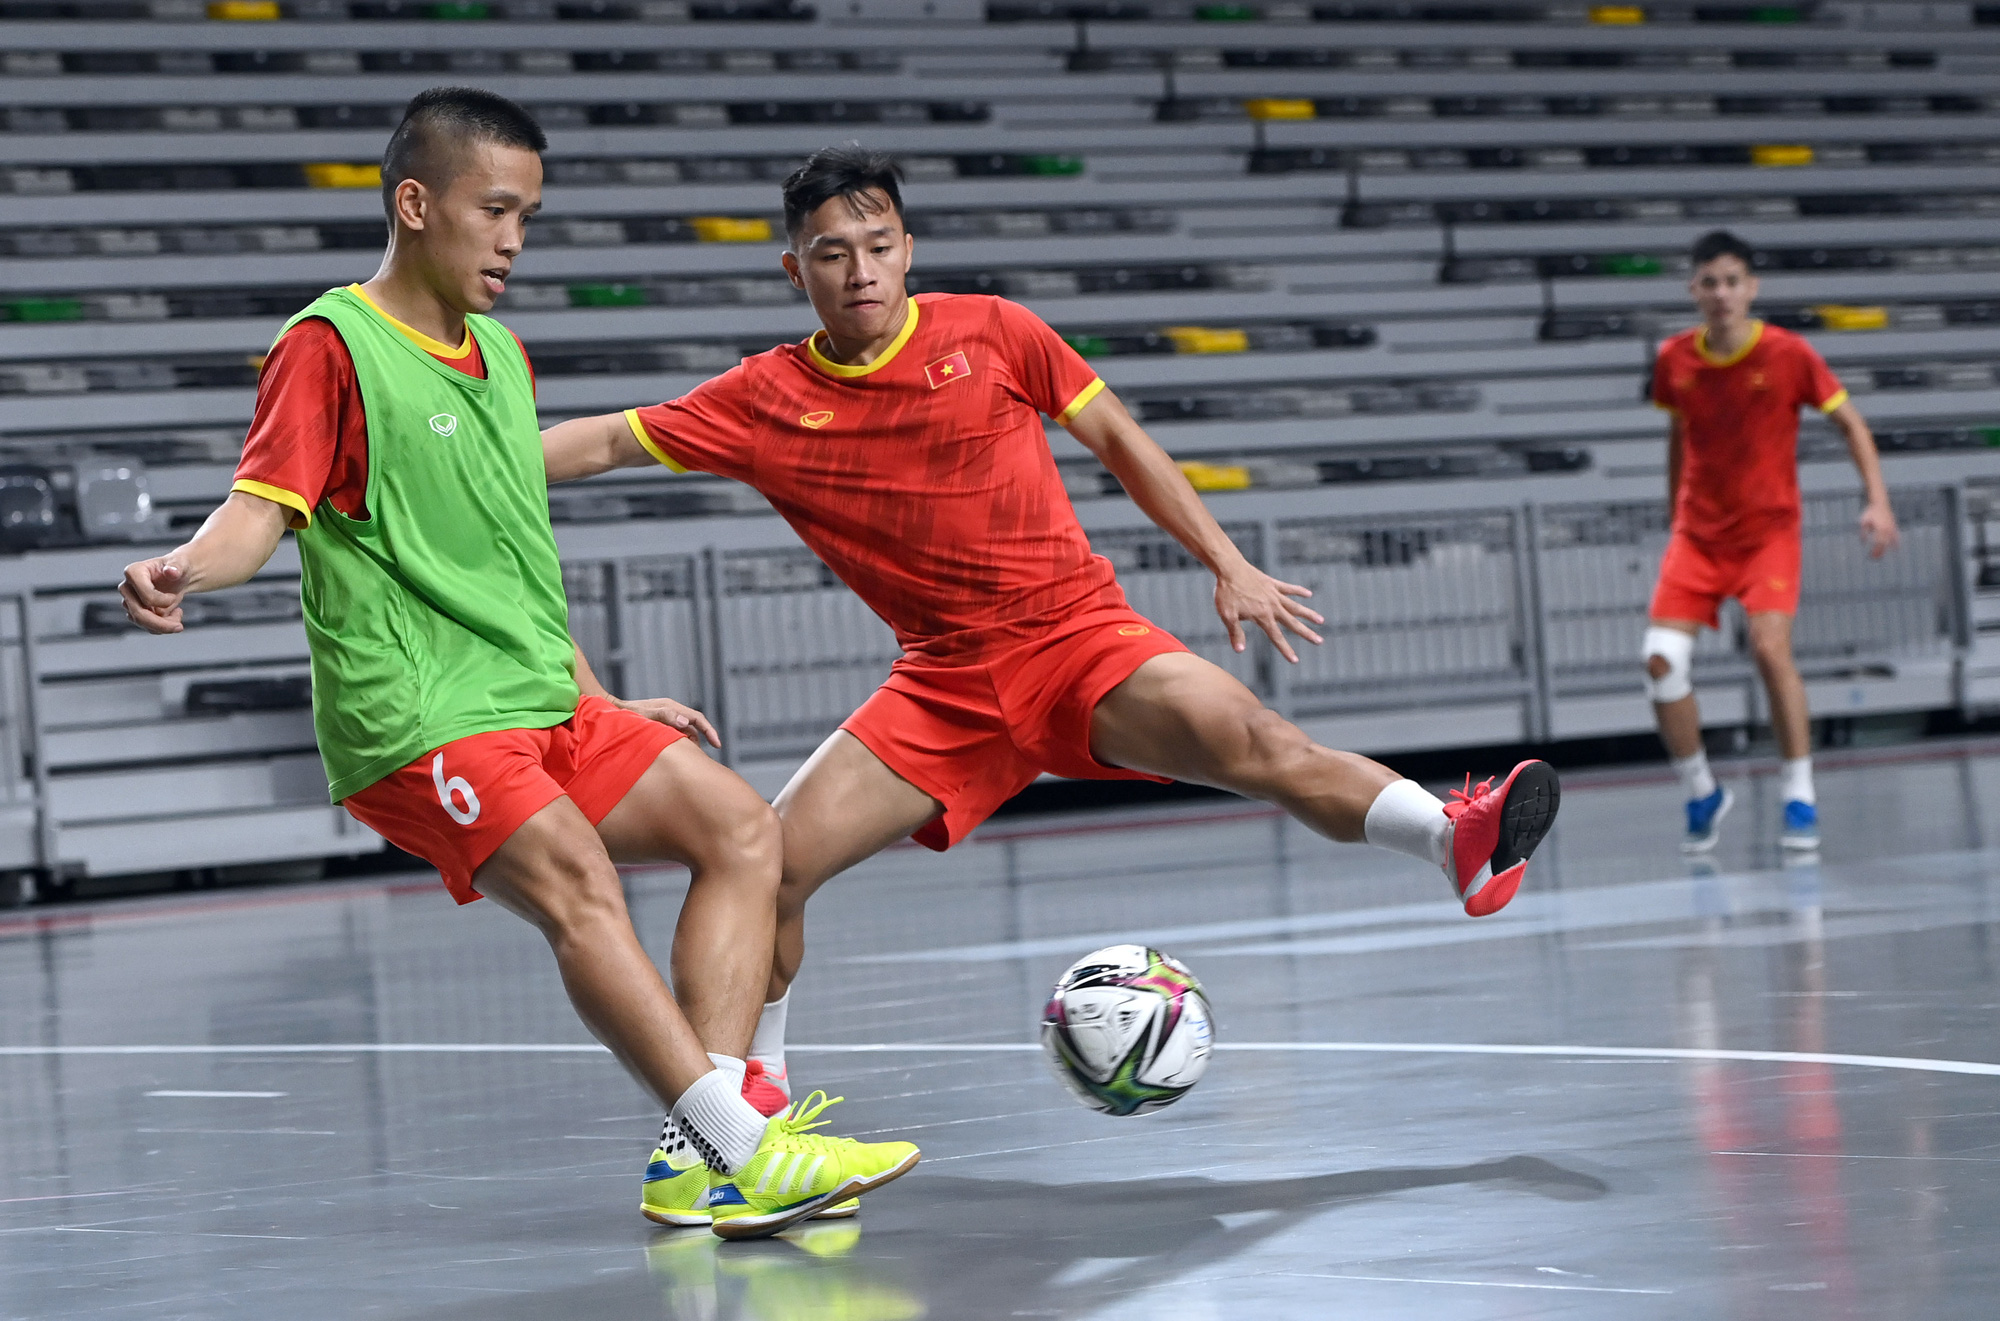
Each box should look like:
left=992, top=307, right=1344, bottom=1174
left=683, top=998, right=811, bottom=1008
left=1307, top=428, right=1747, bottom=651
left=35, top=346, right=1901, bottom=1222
left=1691, top=229, right=1756, bottom=270
left=780, top=144, right=905, bottom=245
left=381, top=86, right=547, bottom=220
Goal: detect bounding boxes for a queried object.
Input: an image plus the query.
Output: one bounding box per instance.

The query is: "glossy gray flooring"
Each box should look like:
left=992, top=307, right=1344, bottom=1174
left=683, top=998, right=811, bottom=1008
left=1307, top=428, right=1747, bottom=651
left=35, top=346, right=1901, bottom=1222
left=5, top=738, right=2000, bottom=1320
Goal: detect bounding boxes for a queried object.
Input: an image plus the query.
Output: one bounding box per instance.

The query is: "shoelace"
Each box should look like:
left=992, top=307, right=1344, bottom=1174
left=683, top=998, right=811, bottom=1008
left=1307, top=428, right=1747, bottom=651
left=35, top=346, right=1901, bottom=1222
left=1444, top=773, right=1496, bottom=815
left=771, top=1090, right=850, bottom=1155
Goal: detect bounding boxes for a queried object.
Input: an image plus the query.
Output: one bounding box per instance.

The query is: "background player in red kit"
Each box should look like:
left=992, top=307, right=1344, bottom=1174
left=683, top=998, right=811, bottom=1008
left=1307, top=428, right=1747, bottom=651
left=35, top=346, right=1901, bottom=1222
left=1644, top=229, right=1899, bottom=855
left=543, top=146, right=1562, bottom=1114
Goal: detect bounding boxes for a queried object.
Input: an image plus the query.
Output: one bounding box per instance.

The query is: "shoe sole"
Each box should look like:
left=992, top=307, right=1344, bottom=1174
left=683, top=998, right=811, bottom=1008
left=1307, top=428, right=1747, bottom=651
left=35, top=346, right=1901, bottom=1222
left=1781, top=834, right=1819, bottom=852
left=1464, top=761, right=1560, bottom=918
left=1680, top=787, right=1734, bottom=855
left=643, top=1201, right=854, bottom=1228
left=710, top=1149, right=919, bottom=1242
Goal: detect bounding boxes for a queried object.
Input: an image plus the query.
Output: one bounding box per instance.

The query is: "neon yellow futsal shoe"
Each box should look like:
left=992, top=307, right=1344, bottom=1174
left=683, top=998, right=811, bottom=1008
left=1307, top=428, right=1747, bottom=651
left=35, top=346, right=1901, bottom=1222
left=641, top=1144, right=711, bottom=1227
left=706, top=1092, right=919, bottom=1241
left=643, top=1146, right=857, bottom=1226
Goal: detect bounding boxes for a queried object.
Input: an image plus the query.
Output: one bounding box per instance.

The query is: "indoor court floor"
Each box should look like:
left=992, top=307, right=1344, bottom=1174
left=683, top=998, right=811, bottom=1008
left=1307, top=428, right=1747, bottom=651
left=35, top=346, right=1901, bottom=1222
left=5, top=738, right=2000, bottom=1320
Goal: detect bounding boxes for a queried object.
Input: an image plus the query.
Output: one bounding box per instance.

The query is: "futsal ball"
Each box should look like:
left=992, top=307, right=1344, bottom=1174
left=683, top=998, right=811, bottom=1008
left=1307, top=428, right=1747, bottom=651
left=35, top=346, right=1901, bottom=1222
left=1041, top=944, right=1214, bottom=1116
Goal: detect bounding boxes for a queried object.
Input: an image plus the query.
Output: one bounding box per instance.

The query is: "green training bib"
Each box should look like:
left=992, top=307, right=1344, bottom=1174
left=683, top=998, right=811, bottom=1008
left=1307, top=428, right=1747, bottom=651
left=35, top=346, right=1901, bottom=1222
left=279, top=286, right=578, bottom=801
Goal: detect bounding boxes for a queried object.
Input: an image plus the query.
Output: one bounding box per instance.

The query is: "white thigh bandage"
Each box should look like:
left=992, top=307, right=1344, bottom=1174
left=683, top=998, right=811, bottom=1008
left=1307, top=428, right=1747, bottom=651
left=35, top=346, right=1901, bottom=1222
left=1641, top=626, right=1695, bottom=703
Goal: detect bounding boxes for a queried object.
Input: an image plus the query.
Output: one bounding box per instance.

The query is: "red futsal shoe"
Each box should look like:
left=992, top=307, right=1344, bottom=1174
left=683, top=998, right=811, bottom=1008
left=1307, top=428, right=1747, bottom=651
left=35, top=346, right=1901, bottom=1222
left=1441, top=760, right=1561, bottom=918
left=741, top=1059, right=791, bottom=1118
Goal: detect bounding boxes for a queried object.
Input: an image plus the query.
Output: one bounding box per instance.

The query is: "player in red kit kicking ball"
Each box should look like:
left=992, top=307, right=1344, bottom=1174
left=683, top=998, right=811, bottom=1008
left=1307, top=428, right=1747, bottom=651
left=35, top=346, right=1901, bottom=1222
left=1644, top=230, right=1899, bottom=854
left=543, top=148, right=1563, bottom=1215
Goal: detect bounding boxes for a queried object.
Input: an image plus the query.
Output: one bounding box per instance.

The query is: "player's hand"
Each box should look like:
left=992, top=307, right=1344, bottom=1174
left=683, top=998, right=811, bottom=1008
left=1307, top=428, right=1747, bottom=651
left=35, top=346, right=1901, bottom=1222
left=1215, top=563, right=1323, bottom=664
left=1859, top=500, right=1899, bottom=559
left=118, top=557, right=189, bottom=634
left=614, top=696, right=721, bottom=748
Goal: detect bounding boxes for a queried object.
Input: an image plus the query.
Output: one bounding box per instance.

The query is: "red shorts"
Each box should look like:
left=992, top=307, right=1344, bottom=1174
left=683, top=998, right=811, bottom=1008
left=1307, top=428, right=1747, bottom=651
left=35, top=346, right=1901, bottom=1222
left=1649, top=528, right=1802, bottom=629
left=341, top=694, right=683, bottom=905
left=842, top=606, right=1190, bottom=852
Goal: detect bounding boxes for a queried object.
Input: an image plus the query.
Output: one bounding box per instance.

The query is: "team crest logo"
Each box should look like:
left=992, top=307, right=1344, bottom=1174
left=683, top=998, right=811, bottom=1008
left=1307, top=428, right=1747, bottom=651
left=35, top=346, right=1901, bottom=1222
left=428, top=413, right=458, bottom=436
left=925, top=351, right=971, bottom=389
left=800, top=410, right=834, bottom=429
left=1117, top=625, right=1151, bottom=637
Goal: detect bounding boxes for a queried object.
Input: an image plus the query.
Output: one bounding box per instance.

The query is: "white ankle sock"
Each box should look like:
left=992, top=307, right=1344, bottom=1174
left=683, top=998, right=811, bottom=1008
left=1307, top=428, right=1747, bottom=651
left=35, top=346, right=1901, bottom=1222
left=1670, top=749, right=1717, bottom=802
left=1781, top=756, right=1815, bottom=805
left=670, top=1068, right=768, bottom=1174
left=749, top=992, right=790, bottom=1097
left=707, top=1052, right=746, bottom=1085
left=659, top=1055, right=749, bottom=1157
left=1362, top=779, right=1451, bottom=869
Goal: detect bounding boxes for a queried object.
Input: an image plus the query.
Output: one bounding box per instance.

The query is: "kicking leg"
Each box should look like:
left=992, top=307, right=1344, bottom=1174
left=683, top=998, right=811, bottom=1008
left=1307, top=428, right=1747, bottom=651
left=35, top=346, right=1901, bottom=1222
left=1090, top=651, right=1557, bottom=916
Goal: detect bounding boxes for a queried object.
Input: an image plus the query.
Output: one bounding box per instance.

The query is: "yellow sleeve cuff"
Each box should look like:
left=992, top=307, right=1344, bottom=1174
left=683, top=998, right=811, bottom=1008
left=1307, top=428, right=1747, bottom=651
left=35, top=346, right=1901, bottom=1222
left=232, top=479, right=312, bottom=530
left=1818, top=389, right=1850, bottom=413
left=624, top=408, right=687, bottom=473
left=1650, top=400, right=1678, bottom=414
left=1055, top=377, right=1108, bottom=426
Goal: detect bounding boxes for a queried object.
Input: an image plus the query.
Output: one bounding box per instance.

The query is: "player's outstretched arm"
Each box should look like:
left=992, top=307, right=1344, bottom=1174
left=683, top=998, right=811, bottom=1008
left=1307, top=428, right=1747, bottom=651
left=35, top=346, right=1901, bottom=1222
left=542, top=412, right=654, bottom=483
left=118, top=490, right=289, bottom=634
left=1829, top=400, right=1899, bottom=557
left=1063, top=388, right=1325, bottom=662
left=570, top=642, right=721, bottom=748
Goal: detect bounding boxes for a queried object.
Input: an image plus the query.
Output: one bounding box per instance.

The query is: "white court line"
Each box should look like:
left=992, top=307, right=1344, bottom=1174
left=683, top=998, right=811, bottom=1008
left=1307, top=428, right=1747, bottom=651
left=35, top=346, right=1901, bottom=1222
left=1281, top=1272, right=1671, bottom=1295
left=143, top=1090, right=287, bottom=1099
left=3, top=1041, right=1998, bottom=1078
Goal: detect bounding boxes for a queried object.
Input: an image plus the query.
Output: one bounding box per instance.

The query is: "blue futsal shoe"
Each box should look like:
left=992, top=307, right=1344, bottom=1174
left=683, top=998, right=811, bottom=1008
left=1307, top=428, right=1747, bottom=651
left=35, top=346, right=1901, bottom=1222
left=1781, top=799, right=1819, bottom=852
left=1682, top=785, right=1733, bottom=854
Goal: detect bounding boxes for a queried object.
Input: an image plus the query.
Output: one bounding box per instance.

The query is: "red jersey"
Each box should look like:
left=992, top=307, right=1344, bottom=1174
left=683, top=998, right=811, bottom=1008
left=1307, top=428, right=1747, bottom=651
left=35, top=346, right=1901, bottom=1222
left=627, top=293, right=1118, bottom=662
left=1650, top=320, right=1847, bottom=547
left=232, top=284, right=531, bottom=527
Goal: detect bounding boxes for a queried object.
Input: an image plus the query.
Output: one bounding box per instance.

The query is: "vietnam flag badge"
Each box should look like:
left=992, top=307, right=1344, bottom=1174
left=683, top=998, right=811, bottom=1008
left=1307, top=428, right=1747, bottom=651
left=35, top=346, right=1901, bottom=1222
left=924, top=350, right=971, bottom=389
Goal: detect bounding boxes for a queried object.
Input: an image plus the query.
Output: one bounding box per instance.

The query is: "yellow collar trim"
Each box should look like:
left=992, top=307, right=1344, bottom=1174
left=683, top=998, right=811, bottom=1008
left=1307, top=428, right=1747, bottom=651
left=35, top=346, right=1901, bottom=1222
left=347, top=283, right=475, bottom=361
left=806, top=298, right=920, bottom=378
left=1695, top=319, right=1763, bottom=367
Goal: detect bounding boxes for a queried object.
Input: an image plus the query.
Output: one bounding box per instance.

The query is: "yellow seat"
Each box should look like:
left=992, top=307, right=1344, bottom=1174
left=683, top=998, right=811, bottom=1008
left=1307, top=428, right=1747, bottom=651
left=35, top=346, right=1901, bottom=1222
left=1244, top=99, right=1316, bottom=121
left=1751, top=144, right=1814, bottom=167
left=208, top=0, right=281, bottom=18
left=1177, top=461, right=1253, bottom=491
left=689, top=217, right=775, bottom=243
left=1588, top=4, right=1645, bottom=22
left=303, top=162, right=383, bottom=189
left=1812, top=304, right=1888, bottom=332
left=1164, top=326, right=1250, bottom=354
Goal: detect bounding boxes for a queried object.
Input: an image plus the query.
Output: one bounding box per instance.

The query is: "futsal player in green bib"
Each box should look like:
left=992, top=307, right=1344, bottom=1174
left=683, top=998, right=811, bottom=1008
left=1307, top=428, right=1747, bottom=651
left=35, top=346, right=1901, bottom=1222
left=117, top=87, right=917, bottom=1239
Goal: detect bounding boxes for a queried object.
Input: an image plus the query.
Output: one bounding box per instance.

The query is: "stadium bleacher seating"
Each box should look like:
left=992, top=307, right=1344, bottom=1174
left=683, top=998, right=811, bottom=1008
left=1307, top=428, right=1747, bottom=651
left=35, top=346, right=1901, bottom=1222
left=0, top=0, right=1996, bottom=885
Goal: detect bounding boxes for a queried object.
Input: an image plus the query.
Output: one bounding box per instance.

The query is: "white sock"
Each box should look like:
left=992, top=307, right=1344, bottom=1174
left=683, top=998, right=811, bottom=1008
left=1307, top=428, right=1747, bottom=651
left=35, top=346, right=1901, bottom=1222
left=749, top=992, right=790, bottom=1097
left=1781, top=756, right=1815, bottom=805
left=670, top=1068, right=768, bottom=1174
left=658, top=1055, right=748, bottom=1158
left=1671, top=749, right=1717, bottom=802
left=1362, top=779, right=1451, bottom=869
left=707, top=1052, right=746, bottom=1086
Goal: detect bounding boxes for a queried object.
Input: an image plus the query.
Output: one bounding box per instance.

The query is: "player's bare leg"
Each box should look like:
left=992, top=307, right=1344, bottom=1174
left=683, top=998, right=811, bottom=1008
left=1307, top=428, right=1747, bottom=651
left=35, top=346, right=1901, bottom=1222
left=1089, top=651, right=1393, bottom=841
left=1746, top=612, right=1810, bottom=761
left=729, top=731, right=940, bottom=1101
left=1646, top=619, right=1705, bottom=760
left=769, top=730, right=941, bottom=999
left=1645, top=618, right=1733, bottom=851
left=472, top=748, right=779, bottom=1105
left=595, top=737, right=785, bottom=1060
left=1090, top=651, right=1558, bottom=915
left=1747, top=610, right=1819, bottom=848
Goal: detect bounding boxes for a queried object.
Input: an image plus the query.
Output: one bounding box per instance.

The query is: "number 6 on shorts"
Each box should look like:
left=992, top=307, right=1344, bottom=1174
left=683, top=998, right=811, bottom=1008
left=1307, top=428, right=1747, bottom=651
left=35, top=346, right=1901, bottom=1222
left=432, top=752, right=481, bottom=826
